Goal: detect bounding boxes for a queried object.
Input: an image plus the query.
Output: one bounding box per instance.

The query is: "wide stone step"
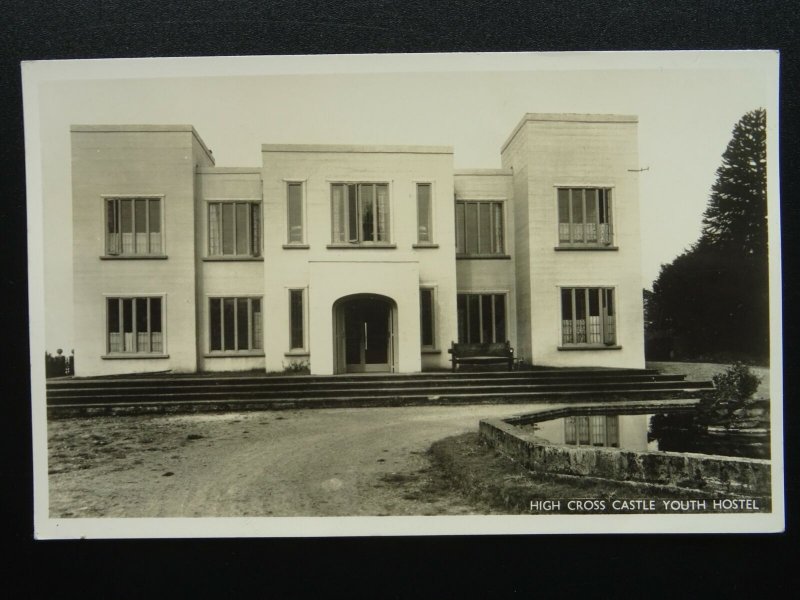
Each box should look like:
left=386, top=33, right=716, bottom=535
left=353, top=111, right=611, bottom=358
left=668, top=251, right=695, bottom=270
left=47, top=381, right=714, bottom=405
left=46, top=368, right=663, bottom=390
left=47, top=389, right=707, bottom=418
left=46, top=373, right=691, bottom=398
left=45, top=368, right=714, bottom=418
left=47, top=390, right=708, bottom=419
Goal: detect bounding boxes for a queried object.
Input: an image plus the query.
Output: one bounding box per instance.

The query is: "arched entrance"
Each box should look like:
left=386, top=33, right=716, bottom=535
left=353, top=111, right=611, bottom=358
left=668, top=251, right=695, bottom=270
left=333, top=294, right=397, bottom=374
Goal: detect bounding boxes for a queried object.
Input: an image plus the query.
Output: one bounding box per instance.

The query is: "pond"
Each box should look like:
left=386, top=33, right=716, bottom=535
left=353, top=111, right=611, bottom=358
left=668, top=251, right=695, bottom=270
left=517, top=408, right=769, bottom=460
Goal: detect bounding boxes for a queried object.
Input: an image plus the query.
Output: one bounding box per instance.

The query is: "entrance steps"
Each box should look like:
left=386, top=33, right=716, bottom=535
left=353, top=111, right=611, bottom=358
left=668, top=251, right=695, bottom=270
left=46, top=368, right=715, bottom=418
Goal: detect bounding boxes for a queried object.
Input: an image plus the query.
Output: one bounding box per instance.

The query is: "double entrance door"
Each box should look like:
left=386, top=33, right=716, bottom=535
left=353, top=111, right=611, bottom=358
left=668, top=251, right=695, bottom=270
left=341, top=297, right=393, bottom=373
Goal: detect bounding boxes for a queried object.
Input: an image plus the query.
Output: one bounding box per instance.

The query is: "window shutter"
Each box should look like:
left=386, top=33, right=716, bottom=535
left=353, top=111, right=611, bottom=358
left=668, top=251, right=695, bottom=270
left=455, top=202, right=465, bottom=253
left=134, top=199, right=148, bottom=254
left=120, top=199, right=133, bottom=254
left=603, top=288, right=616, bottom=344
left=465, top=203, right=478, bottom=254
left=347, top=185, right=359, bottom=243
left=148, top=199, right=161, bottom=254
left=106, top=200, right=119, bottom=255
left=376, top=184, right=389, bottom=242
left=251, top=203, right=260, bottom=256
left=492, top=202, right=503, bottom=253
left=331, top=184, right=345, bottom=242
left=208, top=203, right=221, bottom=255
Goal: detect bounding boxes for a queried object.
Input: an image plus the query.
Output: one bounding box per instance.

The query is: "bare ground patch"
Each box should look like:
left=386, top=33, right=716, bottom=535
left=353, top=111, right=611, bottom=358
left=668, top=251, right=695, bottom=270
left=47, top=407, right=547, bottom=518
left=46, top=412, right=273, bottom=517
left=372, top=451, right=504, bottom=515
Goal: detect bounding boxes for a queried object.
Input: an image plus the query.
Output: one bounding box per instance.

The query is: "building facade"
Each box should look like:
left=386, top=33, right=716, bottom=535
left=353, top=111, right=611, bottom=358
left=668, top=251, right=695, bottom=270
left=70, top=113, right=645, bottom=376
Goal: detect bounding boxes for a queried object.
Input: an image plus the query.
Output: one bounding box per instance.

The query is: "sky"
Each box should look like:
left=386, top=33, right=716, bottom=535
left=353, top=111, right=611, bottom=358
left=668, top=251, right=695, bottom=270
left=24, top=52, right=778, bottom=351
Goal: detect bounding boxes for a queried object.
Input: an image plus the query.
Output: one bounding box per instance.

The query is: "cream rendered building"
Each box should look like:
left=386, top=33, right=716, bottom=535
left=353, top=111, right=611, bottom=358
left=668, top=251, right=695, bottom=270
left=70, top=113, right=645, bottom=376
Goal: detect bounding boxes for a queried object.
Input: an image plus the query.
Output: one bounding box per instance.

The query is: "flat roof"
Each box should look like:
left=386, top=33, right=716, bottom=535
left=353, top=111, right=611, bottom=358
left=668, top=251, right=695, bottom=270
left=455, top=168, right=513, bottom=176
left=501, top=113, right=638, bottom=154
left=70, top=124, right=215, bottom=165
left=261, top=143, right=453, bottom=155
left=196, top=167, right=261, bottom=175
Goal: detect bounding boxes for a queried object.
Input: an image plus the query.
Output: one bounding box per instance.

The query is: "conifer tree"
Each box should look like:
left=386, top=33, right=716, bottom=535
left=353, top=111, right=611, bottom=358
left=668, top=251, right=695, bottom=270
left=700, top=108, right=767, bottom=257
left=648, top=109, right=769, bottom=361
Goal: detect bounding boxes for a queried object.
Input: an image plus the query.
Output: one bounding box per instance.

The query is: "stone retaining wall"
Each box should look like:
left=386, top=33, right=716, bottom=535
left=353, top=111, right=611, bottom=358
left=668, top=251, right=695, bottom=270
left=479, top=418, right=771, bottom=495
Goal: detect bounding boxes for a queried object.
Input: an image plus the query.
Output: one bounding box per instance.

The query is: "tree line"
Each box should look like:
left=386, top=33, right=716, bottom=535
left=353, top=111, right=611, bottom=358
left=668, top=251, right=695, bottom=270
left=645, top=109, right=769, bottom=364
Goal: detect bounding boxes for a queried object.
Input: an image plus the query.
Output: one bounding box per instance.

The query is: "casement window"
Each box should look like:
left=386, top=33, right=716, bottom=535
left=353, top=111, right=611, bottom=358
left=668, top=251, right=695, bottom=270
left=564, top=415, right=619, bottom=447
left=560, top=287, right=616, bottom=346
left=557, top=188, right=613, bottom=247
left=286, top=182, right=304, bottom=244
left=455, top=200, right=504, bottom=256
left=331, top=183, right=391, bottom=244
left=209, top=297, right=263, bottom=352
left=419, top=287, right=436, bottom=349
left=107, top=297, right=163, bottom=354
left=416, top=183, right=433, bottom=244
left=457, top=293, right=507, bottom=343
left=289, top=289, right=305, bottom=350
left=208, top=201, right=261, bottom=256
left=105, top=197, right=162, bottom=256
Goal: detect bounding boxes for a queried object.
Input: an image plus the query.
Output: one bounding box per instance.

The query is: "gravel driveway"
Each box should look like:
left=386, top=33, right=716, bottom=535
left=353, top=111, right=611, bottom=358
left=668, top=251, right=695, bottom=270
left=48, top=403, right=555, bottom=518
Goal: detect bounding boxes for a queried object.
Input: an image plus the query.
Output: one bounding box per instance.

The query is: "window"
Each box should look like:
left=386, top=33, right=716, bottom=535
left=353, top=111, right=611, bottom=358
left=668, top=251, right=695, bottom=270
left=331, top=183, right=390, bottom=244
left=286, top=183, right=304, bottom=244
left=455, top=200, right=504, bottom=256
left=564, top=416, right=619, bottom=447
left=417, top=183, right=433, bottom=243
left=557, top=188, right=613, bottom=246
left=420, top=288, right=436, bottom=349
left=289, top=289, right=304, bottom=350
left=106, top=297, right=163, bottom=353
left=209, top=297, right=263, bottom=352
left=105, top=197, right=162, bottom=255
left=560, top=287, right=616, bottom=346
left=208, top=202, right=261, bottom=257
left=457, top=293, right=506, bottom=343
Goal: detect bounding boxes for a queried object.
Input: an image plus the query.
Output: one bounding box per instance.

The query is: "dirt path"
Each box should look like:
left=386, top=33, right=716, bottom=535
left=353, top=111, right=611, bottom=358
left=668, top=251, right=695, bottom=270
left=48, top=404, right=557, bottom=518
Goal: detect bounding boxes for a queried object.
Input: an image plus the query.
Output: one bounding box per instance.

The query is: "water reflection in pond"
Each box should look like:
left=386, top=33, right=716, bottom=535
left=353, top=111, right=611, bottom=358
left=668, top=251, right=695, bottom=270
left=520, top=411, right=769, bottom=459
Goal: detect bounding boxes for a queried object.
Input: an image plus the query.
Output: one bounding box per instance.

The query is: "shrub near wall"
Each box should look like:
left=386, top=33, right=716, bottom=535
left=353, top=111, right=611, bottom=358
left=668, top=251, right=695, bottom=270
left=702, top=362, right=762, bottom=427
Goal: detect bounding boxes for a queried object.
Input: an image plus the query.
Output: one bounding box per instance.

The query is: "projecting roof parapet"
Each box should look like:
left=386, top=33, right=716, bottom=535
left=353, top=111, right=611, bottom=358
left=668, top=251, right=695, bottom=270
left=501, top=113, right=639, bottom=154
left=70, top=124, right=215, bottom=165
left=196, top=167, right=261, bottom=174
left=455, top=168, right=513, bottom=176
left=261, top=143, right=453, bottom=155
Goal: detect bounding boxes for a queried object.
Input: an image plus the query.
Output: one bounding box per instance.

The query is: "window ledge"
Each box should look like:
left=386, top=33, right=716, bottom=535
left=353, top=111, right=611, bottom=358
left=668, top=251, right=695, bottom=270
left=557, top=345, right=622, bottom=351
left=326, top=243, right=397, bottom=250
left=202, top=256, right=264, bottom=262
left=554, top=246, right=618, bottom=251
left=421, top=348, right=441, bottom=355
left=204, top=352, right=265, bottom=358
left=282, top=244, right=310, bottom=250
left=413, top=243, right=439, bottom=249
left=102, top=354, right=170, bottom=360
left=100, top=255, right=168, bottom=260
left=456, top=254, right=512, bottom=260
left=284, top=351, right=310, bottom=357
